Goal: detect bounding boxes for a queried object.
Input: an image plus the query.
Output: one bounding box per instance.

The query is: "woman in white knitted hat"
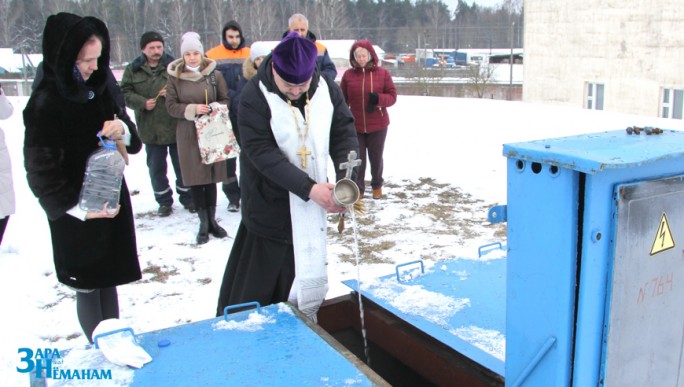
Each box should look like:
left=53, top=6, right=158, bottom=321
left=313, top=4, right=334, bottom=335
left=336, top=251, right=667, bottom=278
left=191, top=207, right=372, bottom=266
left=165, top=32, right=231, bottom=244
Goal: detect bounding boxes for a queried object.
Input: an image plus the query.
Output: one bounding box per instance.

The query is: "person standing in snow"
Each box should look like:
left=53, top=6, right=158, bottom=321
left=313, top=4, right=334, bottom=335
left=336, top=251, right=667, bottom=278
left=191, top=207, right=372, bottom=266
left=339, top=40, right=397, bottom=199
left=165, top=32, right=230, bottom=245
left=215, top=32, right=358, bottom=321
left=23, top=12, right=143, bottom=343
left=205, top=20, right=250, bottom=213
left=0, top=83, right=14, bottom=246
left=120, top=31, right=195, bottom=217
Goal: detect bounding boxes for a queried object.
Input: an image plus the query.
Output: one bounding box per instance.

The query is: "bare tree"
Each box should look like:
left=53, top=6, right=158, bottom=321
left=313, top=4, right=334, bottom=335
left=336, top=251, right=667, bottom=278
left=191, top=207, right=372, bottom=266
left=0, top=0, right=525, bottom=66
left=0, top=0, right=15, bottom=47
left=205, top=0, right=224, bottom=48
left=247, top=0, right=279, bottom=41
left=502, top=0, right=523, bottom=14
left=316, top=0, right=348, bottom=39
left=465, top=63, right=497, bottom=98
left=403, top=63, right=445, bottom=97
left=167, top=0, right=189, bottom=56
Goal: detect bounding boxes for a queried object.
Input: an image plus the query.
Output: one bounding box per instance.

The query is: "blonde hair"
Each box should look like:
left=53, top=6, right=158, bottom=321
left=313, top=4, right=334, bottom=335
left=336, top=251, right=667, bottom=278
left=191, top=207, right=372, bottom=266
left=175, top=57, right=210, bottom=77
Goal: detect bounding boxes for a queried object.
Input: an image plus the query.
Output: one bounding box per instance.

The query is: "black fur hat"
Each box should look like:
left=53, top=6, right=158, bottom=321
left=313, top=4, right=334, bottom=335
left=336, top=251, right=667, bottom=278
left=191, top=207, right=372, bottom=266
left=41, top=12, right=110, bottom=102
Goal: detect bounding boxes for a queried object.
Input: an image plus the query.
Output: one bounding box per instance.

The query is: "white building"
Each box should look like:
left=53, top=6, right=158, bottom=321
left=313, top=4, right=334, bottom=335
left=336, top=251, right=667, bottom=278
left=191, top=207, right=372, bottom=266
left=523, top=0, right=684, bottom=119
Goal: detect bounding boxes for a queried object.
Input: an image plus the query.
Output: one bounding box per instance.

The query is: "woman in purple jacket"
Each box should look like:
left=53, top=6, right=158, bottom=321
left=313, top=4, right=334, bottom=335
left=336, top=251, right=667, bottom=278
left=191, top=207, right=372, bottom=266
left=340, top=40, right=397, bottom=199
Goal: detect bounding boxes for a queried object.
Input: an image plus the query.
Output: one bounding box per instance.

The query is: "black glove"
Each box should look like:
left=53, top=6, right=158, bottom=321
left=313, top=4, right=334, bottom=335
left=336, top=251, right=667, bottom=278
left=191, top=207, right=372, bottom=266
left=366, top=92, right=379, bottom=113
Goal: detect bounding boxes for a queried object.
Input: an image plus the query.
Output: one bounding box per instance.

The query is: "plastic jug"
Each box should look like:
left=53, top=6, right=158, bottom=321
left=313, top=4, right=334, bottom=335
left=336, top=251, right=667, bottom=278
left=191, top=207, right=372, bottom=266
left=79, top=135, right=125, bottom=214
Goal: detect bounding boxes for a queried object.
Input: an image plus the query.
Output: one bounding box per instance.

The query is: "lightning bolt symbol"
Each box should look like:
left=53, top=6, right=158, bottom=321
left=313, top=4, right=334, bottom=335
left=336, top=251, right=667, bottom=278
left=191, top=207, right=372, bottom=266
left=660, top=220, right=666, bottom=247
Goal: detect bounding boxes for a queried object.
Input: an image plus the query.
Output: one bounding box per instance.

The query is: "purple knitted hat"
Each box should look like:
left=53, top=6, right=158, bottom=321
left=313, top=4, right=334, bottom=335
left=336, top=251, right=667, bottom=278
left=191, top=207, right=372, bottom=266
left=272, top=32, right=318, bottom=84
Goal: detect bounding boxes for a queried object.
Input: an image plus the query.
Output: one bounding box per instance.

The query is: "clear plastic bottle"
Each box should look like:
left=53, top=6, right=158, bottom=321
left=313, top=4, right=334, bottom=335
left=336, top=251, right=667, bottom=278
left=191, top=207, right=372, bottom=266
left=79, top=136, right=125, bottom=214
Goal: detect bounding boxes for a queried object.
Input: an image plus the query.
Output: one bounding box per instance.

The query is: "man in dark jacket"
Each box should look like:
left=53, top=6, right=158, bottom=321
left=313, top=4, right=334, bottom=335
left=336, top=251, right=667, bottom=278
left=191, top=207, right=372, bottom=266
left=216, top=32, right=358, bottom=322
left=286, top=13, right=337, bottom=81
left=205, top=20, right=250, bottom=212
left=121, top=31, right=193, bottom=216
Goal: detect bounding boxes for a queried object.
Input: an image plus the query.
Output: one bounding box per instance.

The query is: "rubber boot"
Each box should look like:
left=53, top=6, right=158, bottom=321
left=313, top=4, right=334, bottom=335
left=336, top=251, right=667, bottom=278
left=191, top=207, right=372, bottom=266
left=196, top=208, right=210, bottom=245
left=208, top=206, right=228, bottom=238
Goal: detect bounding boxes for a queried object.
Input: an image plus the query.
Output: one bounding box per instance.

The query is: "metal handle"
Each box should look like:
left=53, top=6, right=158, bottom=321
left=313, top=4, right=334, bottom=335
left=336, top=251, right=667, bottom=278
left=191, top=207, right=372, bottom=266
left=223, top=301, right=262, bottom=320
left=395, top=260, right=424, bottom=282
left=478, top=241, right=503, bottom=257
left=93, top=327, right=136, bottom=349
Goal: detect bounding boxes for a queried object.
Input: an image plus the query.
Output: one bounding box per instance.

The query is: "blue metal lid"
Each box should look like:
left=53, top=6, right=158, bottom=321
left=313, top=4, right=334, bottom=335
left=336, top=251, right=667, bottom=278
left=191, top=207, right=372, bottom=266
left=503, top=129, right=684, bottom=174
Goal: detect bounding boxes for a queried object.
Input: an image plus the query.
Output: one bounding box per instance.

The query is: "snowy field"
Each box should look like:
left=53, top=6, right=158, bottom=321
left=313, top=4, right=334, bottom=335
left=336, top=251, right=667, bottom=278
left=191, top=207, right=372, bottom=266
left=1, top=94, right=682, bottom=386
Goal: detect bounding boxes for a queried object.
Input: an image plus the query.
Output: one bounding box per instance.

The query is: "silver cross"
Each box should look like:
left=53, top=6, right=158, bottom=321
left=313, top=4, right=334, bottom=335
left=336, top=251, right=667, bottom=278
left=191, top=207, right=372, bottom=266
left=340, top=151, right=361, bottom=179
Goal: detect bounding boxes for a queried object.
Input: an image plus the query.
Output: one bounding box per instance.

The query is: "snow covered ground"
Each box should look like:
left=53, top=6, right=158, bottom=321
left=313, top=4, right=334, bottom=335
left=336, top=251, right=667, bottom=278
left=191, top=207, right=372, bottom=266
left=1, top=95, right=682, bottom=386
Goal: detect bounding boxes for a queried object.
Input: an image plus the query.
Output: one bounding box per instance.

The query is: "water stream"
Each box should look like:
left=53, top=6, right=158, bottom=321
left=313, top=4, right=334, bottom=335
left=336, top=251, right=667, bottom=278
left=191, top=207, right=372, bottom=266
left=349, top=209, right=371, bottom=366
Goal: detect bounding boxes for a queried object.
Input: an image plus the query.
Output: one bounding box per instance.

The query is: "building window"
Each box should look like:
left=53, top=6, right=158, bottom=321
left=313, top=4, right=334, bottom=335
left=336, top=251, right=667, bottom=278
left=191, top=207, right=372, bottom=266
left=586, top=82, right=604, bottom=110
left=661, top=88, right=683, bottom=120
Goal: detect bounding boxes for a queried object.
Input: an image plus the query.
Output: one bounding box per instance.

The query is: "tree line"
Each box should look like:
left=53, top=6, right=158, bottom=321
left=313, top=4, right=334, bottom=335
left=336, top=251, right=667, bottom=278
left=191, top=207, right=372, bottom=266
left=0, top=0, right=523, bottom=65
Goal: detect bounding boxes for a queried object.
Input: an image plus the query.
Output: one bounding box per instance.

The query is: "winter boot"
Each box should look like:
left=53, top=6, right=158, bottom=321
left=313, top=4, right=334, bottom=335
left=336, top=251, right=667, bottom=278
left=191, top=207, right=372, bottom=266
left=207, top=206, right=228, bottom=238
left=196, top=208, right=210, bottom=245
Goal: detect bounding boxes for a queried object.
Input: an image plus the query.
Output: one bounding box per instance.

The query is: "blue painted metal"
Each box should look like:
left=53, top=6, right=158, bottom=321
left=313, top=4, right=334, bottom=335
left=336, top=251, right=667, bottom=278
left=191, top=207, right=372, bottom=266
left=505, top=156, right=579, bottom=387
left=344, top=256, right=506, bottom=376
left=394, top=260, right=424, bottom=282
left=128, top=303, right=376, bottom=385
left=509, top=337, right=557, bottom=387
left=503, top=129, right=684, bottom=386
left=503, top=129, right=684, bottom=174
left=487, top=205, right=507, bottom=223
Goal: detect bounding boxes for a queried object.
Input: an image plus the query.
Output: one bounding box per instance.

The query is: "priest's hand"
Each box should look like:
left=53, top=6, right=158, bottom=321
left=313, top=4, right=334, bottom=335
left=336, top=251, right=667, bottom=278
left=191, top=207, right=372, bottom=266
left=309, top=183, right=347, bottom=213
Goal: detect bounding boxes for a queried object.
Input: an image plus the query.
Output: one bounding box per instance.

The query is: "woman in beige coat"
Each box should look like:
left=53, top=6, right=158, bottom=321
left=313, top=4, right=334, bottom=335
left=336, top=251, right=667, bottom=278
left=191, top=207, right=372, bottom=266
left=166, top=32, right=230, bottom=244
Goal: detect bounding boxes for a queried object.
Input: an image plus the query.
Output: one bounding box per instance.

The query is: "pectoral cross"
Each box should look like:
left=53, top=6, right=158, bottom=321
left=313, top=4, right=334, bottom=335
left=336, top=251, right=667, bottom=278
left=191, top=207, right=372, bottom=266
left=340, top=151, right=362, bottom=179
left=297, top=144, right=312, bottom=168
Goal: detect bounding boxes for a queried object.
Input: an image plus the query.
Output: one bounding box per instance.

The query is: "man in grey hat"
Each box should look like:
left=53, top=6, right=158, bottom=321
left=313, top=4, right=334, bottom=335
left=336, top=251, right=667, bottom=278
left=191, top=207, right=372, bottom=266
left=121, top=31, right=194, bottom=216
left=216, top=32, right=358, bottom=321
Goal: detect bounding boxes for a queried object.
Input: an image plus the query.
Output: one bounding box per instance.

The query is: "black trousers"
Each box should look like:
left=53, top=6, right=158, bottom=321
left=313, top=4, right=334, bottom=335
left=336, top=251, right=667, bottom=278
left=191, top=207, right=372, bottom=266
left=222, top=157, right=240, bottom=205
left=356, top=128, right=388, bottom=193
left=216, top=222, right=295, bottom=317
left=0, top=215, right=8, bottom=245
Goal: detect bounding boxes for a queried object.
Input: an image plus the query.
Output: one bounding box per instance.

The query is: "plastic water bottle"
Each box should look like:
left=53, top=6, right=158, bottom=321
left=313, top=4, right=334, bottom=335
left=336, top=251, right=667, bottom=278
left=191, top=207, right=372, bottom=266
left=79, top=135, right=125, bottom=214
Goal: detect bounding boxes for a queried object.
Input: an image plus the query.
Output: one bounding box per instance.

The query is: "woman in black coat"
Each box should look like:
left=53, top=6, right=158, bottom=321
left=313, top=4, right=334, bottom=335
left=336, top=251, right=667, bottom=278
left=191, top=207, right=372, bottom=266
left=23, top=13, right=142, bottom=343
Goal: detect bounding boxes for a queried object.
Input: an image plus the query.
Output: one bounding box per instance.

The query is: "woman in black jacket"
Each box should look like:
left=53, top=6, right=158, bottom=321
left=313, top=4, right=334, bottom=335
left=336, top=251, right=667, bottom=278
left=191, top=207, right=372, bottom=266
left=23, top=13, right=142, bottom=343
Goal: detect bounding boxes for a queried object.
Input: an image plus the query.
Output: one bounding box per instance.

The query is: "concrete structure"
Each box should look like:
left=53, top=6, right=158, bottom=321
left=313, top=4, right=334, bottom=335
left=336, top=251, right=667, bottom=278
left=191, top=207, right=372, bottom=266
left=523, top=1, right=684, bottom=119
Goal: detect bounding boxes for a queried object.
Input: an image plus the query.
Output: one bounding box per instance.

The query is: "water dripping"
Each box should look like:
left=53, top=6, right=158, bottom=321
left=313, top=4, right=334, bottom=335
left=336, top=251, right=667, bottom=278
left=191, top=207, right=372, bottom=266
left=350, top=208, right=371, bottom=366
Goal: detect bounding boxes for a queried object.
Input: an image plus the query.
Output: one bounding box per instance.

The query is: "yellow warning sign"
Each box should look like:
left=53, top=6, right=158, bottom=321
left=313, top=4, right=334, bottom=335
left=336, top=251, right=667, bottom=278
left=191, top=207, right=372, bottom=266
left=650, top=212, right=675, bottom=256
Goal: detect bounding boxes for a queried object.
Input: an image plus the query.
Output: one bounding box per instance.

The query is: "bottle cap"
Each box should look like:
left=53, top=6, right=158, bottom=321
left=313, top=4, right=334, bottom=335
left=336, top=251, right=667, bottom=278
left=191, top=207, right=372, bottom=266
left=98, top=133, right=118, bottom=150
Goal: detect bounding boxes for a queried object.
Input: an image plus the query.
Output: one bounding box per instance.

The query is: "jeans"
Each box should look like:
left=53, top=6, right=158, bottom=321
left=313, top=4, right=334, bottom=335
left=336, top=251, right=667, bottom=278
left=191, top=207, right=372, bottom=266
left=146, top=144, right=192, bottom=207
